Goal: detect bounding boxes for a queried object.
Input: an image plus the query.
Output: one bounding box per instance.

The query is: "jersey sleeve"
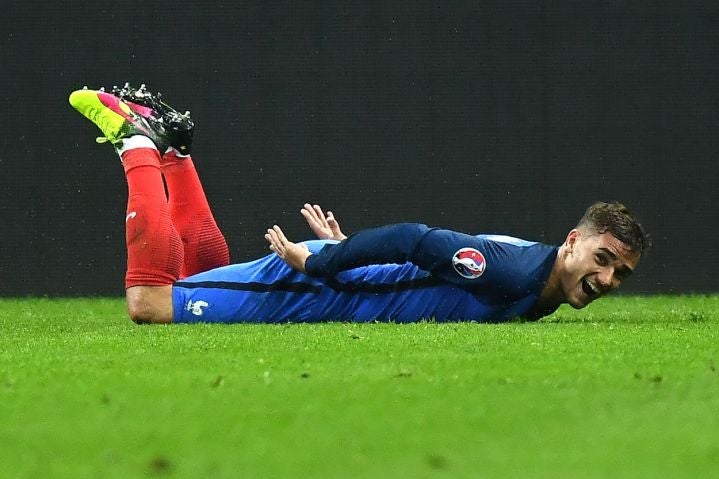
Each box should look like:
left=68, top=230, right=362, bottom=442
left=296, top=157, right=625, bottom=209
left=304, top=223, right=529, bottom=291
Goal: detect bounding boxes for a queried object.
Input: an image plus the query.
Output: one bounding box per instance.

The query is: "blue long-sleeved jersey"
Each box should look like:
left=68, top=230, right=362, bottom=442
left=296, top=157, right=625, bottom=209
left=172, top=223, right=558, bottom=323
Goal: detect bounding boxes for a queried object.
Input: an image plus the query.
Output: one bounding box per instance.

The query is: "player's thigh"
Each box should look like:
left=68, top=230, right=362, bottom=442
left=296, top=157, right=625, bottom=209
left=126, top=285, right=174, bottom=324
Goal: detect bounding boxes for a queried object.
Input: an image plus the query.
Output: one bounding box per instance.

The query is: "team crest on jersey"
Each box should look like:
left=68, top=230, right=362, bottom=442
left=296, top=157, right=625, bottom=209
left=186, top=300, right=209, bottom=316
left=452, top=247, right=487, bottom=279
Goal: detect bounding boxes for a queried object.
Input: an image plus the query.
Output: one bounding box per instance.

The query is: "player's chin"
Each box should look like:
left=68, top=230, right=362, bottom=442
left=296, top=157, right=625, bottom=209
left=568, top=287, right=600, bottom=309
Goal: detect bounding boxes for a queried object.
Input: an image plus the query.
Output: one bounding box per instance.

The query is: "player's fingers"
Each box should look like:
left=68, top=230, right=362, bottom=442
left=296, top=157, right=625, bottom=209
left=301, top=207, right=319, bottom=227
left=313, top=204, right=329, bottom=227
left=303, top=203, right=319, bottom=222
left=269, top=227, right=282, bottom=245
left=265, top=234, right=279, bottom=255
left=265, top=229, right=277, bottom=245
left=327, top=211, right=343, bottom=235
left=272, top=225, right=289, bottom=244
left=304, top=206, right=325, bottom=230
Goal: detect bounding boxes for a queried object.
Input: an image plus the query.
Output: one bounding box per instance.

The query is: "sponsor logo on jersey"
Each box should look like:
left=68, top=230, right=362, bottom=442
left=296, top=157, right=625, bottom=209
left=186, top=300, right=209, bottom=316
left=452, top=247, right=487, bottom=279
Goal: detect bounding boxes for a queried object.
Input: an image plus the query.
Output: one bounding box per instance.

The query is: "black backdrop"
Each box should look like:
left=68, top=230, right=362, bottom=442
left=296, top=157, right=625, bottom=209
left=1, top=1, right=717, bottom=296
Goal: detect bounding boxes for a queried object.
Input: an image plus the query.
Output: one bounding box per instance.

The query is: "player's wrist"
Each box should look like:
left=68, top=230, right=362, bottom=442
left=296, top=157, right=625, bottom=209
left=299, top=251, right=312, bottom=273
left=303, top=252, right=321, bottom=276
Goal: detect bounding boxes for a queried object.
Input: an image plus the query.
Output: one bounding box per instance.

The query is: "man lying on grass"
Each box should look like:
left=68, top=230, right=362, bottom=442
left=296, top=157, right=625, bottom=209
left=70, top=84, right=649, bottom=324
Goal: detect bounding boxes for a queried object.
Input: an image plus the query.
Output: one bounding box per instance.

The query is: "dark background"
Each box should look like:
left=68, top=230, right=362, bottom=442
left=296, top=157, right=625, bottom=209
left=1, top=1, right=717, bottom=296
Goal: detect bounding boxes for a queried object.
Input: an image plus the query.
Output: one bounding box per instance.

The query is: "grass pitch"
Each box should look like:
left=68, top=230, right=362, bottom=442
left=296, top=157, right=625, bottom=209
left=0, top=296, right=717, bottom=479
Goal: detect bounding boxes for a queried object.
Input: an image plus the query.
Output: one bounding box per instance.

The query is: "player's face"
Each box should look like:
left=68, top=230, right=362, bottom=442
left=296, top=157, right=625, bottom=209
left=560, top=229, right=640, bottom=309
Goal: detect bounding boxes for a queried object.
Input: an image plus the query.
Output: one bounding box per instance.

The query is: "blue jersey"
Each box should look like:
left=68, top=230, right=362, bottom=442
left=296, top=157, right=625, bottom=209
left=172, top=223, right=558, bottom=323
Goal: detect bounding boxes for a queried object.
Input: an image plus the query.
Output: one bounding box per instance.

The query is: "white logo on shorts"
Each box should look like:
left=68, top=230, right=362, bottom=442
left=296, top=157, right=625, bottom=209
left=186, top=300, right=209, bottom=316
left=126, top=211, right=137, bottom=222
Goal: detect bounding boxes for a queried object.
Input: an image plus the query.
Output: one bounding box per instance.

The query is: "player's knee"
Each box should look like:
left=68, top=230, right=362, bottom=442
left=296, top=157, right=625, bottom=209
left=126, top=286, right=173, bottom=324
left=126, top=299, right=159, bottom=324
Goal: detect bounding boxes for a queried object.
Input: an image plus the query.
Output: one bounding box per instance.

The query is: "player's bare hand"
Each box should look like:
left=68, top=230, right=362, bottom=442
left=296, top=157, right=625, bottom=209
left=264, top=225, right=311, bottom=273
left=300, top=203, right=347, bottom=241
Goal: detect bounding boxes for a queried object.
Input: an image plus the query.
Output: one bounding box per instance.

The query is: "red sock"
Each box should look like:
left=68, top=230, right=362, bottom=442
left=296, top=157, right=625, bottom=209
left=161, top=151, right=230, bottom=278
left=123, top=148, right=184, bottom=288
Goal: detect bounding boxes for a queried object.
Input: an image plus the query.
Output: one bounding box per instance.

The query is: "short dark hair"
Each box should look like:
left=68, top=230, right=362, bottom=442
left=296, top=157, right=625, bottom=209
left=577, top=201, right=650, bottom=254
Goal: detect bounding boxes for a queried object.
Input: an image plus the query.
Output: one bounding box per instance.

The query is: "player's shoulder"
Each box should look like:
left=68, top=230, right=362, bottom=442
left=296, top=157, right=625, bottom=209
left=474, top=234, right=557, bottom=294
left=477, top=234, right=540, bottom=248
left=475, top=233, right=557, bottom=276
left=475, top=234, right=555, bottom=256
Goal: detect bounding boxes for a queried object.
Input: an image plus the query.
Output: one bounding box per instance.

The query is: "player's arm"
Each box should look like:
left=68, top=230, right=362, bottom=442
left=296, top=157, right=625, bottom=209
left=266, top=222, right=499, bottom=288
left=305, top=223, right=497, bottom=286
left=266, top=223, right=424, bottom=275
left=300, top=203, right=347, bottom=240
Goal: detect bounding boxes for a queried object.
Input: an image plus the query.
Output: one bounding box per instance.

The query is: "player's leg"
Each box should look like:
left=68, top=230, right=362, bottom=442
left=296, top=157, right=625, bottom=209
left=112, top=84, right=230, bottom=278
left=161, top=151, right=230, bottom=278
left=121, top=143, right=181, bottom=323
left=126, top=284, right=173, bottom=324
left=69, top=88, right=180, bottom=323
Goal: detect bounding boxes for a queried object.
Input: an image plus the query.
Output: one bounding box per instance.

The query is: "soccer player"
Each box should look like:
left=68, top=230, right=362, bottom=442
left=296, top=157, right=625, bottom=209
left=69, top=85, right=648, bottom=324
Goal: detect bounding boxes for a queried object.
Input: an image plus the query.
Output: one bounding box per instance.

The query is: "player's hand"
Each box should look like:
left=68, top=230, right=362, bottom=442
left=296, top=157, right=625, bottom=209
left=300, top=203, right=347, bottom=241
left=265, top=225, right=311, bottom=273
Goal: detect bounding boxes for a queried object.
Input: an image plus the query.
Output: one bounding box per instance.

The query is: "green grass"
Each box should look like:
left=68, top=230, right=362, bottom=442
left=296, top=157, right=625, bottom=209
left=1, top=296, right=718, bottom=479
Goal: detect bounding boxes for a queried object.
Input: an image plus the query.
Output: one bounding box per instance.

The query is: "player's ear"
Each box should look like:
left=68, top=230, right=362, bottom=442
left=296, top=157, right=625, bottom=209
left=565, top=229, right=581, bottom=252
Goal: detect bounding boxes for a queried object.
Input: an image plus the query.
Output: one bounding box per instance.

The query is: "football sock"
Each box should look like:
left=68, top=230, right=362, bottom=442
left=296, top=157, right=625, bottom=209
left=161, top=150, right=230, bottom=278
left=121, top=142, right=184, bottom=288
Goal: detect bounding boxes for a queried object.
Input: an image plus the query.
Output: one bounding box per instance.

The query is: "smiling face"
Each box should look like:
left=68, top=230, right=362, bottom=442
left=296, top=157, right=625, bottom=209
left=558, top=228, right=641, bottom=308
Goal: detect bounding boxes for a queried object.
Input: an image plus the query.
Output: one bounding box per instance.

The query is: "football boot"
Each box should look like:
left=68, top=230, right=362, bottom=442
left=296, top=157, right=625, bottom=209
left=111, top=83, right=194, bottom=155
left=69, top=87, right=174, bottom=153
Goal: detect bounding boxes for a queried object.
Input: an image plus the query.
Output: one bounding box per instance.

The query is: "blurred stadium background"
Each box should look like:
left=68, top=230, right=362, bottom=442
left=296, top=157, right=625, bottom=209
left=1, top=1, right=717, bottom=296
